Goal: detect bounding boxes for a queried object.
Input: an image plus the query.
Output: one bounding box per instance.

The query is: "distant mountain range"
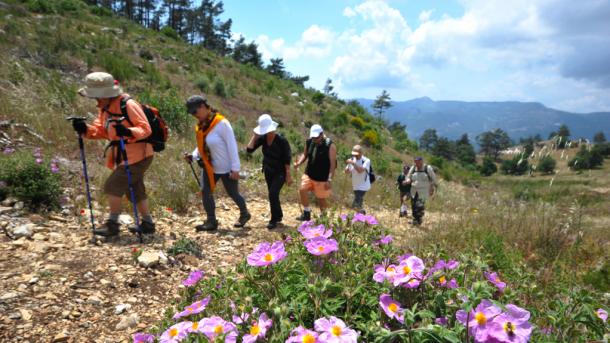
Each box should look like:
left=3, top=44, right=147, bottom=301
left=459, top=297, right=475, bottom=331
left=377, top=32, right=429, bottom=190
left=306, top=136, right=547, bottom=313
left=357, top=97, right=610, bottom=141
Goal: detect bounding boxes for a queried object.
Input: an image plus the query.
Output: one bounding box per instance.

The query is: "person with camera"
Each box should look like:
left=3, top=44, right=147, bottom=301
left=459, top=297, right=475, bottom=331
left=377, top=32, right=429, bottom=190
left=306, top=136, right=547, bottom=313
left=396, top=164, right=412, bottom=218
left=246, top=114, right=292, bottom=229
left=344, top=145, right=371, bottom=214
left=293, top=124, right=337, bottom=221
left=183, top=95, right=250, bottom=232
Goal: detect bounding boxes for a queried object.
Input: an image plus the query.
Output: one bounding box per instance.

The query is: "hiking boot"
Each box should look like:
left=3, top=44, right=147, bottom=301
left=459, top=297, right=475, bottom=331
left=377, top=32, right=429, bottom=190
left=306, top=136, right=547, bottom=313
left=128, top=221, right=156, bottom=235
left=93, top=220, right=120, bottom=237
left=234, top=212, right=251, bottom=228
left=295, top=210, right=311, bottom=221
left=266, top=221, right=278, bottom=230
left=196, top=219, right=219, bottom=232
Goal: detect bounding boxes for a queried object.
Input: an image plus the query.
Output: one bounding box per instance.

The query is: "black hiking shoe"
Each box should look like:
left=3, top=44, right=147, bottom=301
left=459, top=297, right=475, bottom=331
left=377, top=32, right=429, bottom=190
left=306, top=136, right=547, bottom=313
left=128, top=221, right=156, bottom=235
left=196, top=219, right=219, bottom=232
left=266, top=221, right=278, bottom=230
left=295, top=210, right=311, bottom=221
left=234, top=212, right=251, bottom=228
left=93, top=220, right=120, bottom=237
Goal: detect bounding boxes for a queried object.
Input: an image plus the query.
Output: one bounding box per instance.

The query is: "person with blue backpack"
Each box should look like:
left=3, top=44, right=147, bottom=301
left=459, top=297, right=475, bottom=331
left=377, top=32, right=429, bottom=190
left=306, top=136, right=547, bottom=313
left=344, top=145, right=372, bottom=214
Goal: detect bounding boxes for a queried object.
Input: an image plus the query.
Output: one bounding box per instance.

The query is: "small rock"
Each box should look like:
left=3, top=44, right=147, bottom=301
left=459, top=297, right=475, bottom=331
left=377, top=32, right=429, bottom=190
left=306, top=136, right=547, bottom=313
left=8, top=311, right=22, bottom=320
left=0, top=206, right=12, bottom=214
left=11, top=224, right=34, bottom=239
left=1, top=292, right=18, bottom=300
left=138, top=250, right=161, bottom=268
left=115, top=314, right=139, bottom=330
left=1, top=197, right=18, bottom=206
left=13, top=201, right=24, bottom=210
left=28, top=277, right=39, bottom=285
left=87, top=295, right=103, bottom=306
left=115, top=303, right=131, bottom=315
left=52, top=332, right=69, bottom=342
left=84, top=271, right=94, bottom=279
left=118, top=214, right=134, bottom=225
left=28, top=214, right=44, bottom=223
left=19, top=309, right=32, bottom=321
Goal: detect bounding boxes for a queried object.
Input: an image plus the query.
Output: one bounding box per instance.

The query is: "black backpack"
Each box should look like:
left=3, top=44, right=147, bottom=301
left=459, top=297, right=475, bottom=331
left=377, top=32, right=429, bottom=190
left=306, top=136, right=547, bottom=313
left=115, top=96, right=169, bottom=152
left=367, top=158, right=376, bottom=184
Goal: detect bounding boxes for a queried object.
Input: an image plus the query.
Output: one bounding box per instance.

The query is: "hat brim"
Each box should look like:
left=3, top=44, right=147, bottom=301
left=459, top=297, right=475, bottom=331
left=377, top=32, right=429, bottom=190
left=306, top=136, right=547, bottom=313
left=309, top=130, right=323, bottom=138
left=78, top=85, right=122, bottom=98
left=253, top=121, right=278, bottom=135
left=351, top=150, right=361, bottom=155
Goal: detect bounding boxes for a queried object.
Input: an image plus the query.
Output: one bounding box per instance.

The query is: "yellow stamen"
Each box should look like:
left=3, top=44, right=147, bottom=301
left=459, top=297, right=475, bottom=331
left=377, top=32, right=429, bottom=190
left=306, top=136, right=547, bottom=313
left=403, top=266, right=411, bottom=275
left=317, top=246, right=325, bottom=252
left=475, top=312, right=487, bottom=325
left=264, top=253, right=273, bottom=262
left=439, top=276, right=446, bottom=284
left=388, top=303, right=398, bottom=313
left=250, top=324, right=260, bottom=335
left=387, top=267, right=395, bottom=273
left=302, top=334, right=316, bottom=343
left=314, top=233, right=320, bottom=237
left=192, top=322, right=199, bottom=331
left=169, top=328, right=178, bottom=338
left=187, top=307, right=193, bottom=312
left=331, top=325, right=342, bottom=336
left=214, top=325, right=224, bottom=334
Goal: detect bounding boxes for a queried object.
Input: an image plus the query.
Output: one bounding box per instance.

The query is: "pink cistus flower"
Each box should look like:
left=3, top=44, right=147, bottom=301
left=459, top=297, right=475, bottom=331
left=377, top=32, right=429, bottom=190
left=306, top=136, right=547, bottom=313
left=304, top=237, right=339, bottom=256
left=35, top=158, right=43, bottom=164
left=393, top=255, right=425, bottom=287
left=247, top=241, right=288, bottom=266
left=132, top=332, right=155, bottom=343
left=456, top=299, right=502, bottom=343
left=199, top=316, right=238, bottom=342
left=438, top=275, right=458, bottom=289
left=242, top=313, right=273, bottom=343
left=485, top=271, right=507, bottom=293
left=173, top=296, right=211, bottom=319
left=298, top=220, right=315, bottom=230
left=379, top=294, right=405, bottom=323
left=182, top=270, right=204, bottom=287
left=314, top=316, right=358, bottom=343
left=299, top=224, right=333, bottom=239
left=596, top=308, right=608, bottom=322
left=352, top=213, right=378, bottom=225
left=376, top=235, right=393, bottom=245
left=488, top=304, right=532, bottom=343
left=435, top=317, right=448, bottom=327
left=286, top=326, right=319, bottom=343
left=159, top=322, right=191, bottom=343
left=3, top=147, right=15, bottom=155
left=339, top=214, right=348, bottom=222
left=373, top=262, right=399, bottom=284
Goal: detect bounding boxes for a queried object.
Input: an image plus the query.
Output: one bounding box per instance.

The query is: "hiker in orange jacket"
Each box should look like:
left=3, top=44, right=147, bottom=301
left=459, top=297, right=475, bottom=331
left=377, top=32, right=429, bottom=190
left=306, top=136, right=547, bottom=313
left=183, top=95, right=250, bottom=232
left=72, top=72, right=155, bottom=237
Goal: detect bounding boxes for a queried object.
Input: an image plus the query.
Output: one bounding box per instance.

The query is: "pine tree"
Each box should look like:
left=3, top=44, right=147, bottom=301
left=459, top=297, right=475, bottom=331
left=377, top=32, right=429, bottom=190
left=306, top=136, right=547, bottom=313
left=266, top=58, right=286, bottom=78
left=372, top=90, right=391, bottom=118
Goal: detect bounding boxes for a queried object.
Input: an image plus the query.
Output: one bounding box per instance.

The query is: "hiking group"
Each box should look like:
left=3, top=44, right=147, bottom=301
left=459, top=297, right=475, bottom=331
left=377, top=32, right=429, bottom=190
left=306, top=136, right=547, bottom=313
left=71, top=72, right=437, bottom=238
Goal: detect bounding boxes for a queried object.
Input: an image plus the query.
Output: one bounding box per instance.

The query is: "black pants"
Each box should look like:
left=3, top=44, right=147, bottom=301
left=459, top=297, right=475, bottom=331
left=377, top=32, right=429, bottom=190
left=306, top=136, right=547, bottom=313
left=265, top=171, right=285, bottom=223
left=202, top=172, right=248, bottom=221
left=352, top=190, right=366, bottom=211
left=411, top=192, right=426, bottom=223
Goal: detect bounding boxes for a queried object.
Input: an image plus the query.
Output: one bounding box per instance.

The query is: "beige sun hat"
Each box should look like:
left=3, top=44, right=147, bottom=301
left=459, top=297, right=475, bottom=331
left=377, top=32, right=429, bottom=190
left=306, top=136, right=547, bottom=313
left=78, top=72, right=122, bottom=98
left=253, top=114, right=279, bottom=135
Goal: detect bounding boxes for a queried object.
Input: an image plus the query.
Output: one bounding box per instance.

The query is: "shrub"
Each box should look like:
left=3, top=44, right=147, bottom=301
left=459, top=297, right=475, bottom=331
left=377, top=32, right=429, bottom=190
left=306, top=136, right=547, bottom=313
left=90, top=5, right=113, bottom=16
left=214, top=78, right=228, bottom=98
left=0, top=151, right=62, bottom=210
left=361, top=129, right=379, bottom=147
left=232, top=116, right=247, bottom=144
left=501, top=155, right=529, bottom=175
left=194, top=75, right=209, bottom=92
left=479, top=156, right=498, bottom=176
left=537, top=155, right=556, bottom=174
left=139, top=89, right=190, bottom=133
left=311, top=91, right=325, bottom=106
left=350, top=116, right=365, bottom=130
left=569, top=146, right=604, bottom=170
left=26, top=0, right=55, bottom=13
left=98, top=53, right=136, bottom=81
left=167, top=237, right=202, bottom=258
left=160, top=26, right=181, bottom=40
left=139, top=49, right=154, bottom=61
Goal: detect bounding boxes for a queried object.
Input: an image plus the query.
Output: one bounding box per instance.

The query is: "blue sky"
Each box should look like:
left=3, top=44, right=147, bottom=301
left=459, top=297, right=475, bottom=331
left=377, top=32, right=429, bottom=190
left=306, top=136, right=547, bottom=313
left=221, top=0, right=610, bottom=113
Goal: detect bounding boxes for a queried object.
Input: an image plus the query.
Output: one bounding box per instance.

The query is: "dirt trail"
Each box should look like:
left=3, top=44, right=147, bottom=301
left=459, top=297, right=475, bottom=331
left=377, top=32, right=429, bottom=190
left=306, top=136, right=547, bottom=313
left=0, top=195, right=441, bottom=343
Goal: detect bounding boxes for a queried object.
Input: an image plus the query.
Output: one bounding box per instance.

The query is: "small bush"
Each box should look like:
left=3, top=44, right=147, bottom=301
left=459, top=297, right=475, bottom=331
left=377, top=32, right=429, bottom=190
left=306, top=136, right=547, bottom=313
left=139, top=49, right=154, bottom=61
left=350, top=116, right=365, bottom=130
left=537, top=155, right=556, bottom=174
left=232, top=117, right=247, bottom=144
left=98, top=53, right=136, bottom=81
left=194, top=76, right=209, bottom=93
left=90, top=5, right=113, bottom=16
left=214, top=78, right=228, bottom=98
left=569, top=146, right=604, bottom=170
left=501, top=155, right=529, bottom=175
left=479, top=156, right=498, bottom=176
left=361, top=129, right=379, bottom=147
left=0, top=151, right=62, bottom=210
left=160, top=26, right=181, bottom=40
left=26, top=0, right=55, bottom=13
left=167, top=237, right=202, bottom=258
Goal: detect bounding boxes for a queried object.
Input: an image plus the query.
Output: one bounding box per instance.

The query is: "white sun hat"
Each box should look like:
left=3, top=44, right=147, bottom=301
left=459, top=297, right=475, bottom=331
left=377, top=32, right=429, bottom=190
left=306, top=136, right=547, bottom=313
left=253, top=114, right=279, bottom=135
left=78, top=72, right=122, bottom=98
left=309, top=124, right=324, bottom=138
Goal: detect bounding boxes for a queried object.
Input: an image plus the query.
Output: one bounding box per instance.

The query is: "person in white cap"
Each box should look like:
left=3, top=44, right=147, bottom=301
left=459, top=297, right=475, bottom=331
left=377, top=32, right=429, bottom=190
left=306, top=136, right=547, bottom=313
left=246, top=114, right=293, bottom=229
left=293, top=124, right=337, bottom=221
left=406, top=156, right=437, bottom=225
left=72, top=72, right=155, bottom=237
left=344, top=144, right=371, bottom=213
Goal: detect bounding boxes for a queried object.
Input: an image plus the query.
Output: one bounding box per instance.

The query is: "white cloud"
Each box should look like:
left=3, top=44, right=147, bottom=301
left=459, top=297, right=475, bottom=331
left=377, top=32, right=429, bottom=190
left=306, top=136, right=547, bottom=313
left=418, top=9, right=433, bottom=23
left=255, top=25, right=334, bottom=62
left=343, top=6, right=356, bottom=18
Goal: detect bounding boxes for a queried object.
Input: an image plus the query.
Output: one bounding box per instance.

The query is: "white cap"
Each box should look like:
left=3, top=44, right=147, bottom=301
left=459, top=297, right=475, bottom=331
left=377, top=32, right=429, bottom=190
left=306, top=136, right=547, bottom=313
left=309, top=124, right=324, bottom=138
left=253, top=114, right=279, bottom=135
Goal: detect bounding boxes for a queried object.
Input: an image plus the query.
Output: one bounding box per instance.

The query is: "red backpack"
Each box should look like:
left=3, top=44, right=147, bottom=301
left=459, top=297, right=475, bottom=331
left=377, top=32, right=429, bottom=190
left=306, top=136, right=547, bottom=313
left=115, top=96, right=169, bottom=152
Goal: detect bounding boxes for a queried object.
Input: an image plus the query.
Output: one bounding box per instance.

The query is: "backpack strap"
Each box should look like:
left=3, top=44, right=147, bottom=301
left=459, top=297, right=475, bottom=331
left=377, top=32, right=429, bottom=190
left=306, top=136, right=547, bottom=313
left=118, top=96, right=134, bottom=127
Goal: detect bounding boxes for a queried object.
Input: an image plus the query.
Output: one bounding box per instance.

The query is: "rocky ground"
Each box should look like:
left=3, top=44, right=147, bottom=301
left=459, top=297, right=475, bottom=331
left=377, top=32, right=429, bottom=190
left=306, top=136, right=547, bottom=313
left=0, top=194, right=434, bottom=343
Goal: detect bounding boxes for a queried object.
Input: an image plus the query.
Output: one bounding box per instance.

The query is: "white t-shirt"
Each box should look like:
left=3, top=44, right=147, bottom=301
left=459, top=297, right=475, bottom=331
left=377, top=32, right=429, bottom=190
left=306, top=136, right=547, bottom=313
left=192, top=119, right=240, bottom=174
left=346, top=156, right=371, bottom=191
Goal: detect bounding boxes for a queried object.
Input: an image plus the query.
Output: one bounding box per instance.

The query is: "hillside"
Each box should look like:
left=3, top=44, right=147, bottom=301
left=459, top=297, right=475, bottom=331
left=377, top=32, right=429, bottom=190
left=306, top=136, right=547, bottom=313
left=358, top=96, right=610, bottom=141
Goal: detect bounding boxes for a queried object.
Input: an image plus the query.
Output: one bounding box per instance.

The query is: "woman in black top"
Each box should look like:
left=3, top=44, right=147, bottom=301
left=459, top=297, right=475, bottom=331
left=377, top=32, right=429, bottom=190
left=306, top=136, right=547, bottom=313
left=246, top=114, right=292, bottom=229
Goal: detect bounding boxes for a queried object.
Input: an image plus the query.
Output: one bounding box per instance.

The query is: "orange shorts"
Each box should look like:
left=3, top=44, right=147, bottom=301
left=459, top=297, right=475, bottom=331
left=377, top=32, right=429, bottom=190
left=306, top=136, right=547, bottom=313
left=300, top=174, right=331, bottom=199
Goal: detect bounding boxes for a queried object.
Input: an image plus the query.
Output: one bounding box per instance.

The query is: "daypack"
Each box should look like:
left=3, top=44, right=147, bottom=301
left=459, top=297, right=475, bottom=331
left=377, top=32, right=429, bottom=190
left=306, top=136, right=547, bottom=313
left=113, top=96, right=169, bottom=152
left=410, top=164, right=432, bottom=181
left=367, top=159, right=376, bottom=184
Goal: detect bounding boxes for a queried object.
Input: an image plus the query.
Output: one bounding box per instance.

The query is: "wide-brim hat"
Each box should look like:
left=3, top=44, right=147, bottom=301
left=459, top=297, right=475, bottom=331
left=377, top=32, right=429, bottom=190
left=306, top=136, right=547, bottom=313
left=78, top=72, right=121, bottom=98
left=253, top=114, right=279, bottom=135
left=351, top=144, right=363, bottom=156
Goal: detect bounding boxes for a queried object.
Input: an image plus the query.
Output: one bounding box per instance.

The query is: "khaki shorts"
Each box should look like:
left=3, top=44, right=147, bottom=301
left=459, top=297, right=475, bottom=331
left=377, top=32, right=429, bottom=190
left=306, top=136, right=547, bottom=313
left=300, top=174, right=331, bottom=199
left=104, top=157, right=153, bottom=202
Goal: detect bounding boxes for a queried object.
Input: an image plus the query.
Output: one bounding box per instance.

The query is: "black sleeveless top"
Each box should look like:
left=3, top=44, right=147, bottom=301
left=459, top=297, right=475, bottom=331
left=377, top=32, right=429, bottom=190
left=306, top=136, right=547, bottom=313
left=305, top=137, right=333, bottom=182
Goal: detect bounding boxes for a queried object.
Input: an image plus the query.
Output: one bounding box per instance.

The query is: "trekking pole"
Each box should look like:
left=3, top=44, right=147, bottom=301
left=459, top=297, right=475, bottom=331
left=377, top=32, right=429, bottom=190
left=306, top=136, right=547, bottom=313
left=66, top=117, right=96, bottom=240
left=109, top=118, right=142, bottom=243
left=188, top=160, right=201, bottom=188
